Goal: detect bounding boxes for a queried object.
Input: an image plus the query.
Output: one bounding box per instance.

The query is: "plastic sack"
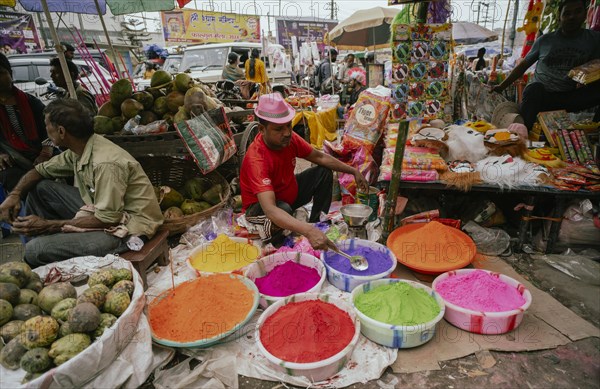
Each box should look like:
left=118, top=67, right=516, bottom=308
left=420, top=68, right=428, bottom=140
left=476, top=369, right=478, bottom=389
left=153, top=349, right=237, bottom=389
left=1, top=255, right=151, bottom=388
left=342, top=88, right=391, bottom=152
left=558, top=199, right=600, bottom=246
left=463, top=220, right=511, bottom=256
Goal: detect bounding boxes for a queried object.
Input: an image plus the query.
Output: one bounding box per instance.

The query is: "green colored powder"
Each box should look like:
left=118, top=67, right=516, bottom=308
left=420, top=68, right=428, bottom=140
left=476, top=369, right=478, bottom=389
left=354, top=282, right=440, bottom=326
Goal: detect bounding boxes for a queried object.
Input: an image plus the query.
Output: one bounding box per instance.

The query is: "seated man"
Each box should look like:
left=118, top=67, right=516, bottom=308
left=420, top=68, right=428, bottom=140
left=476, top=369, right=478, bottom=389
left=492, top=0, right=600, bottom=129
left=240, top=93, right=368, bottom=250
left=0, top=99, right=163, bottom=267
left=50, top=57, right=98, bottom=116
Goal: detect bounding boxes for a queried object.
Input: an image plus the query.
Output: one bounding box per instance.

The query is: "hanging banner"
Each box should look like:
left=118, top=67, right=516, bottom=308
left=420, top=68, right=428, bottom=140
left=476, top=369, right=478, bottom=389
left=276, top=18, right=338, bottom=54
left=0, top=11, right=42, bottom=54
left=161, top=9, right=260, bottom=45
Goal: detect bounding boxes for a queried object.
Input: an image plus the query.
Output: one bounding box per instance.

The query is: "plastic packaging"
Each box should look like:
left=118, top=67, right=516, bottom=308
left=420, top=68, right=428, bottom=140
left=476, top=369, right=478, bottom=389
left=131, top=120, right=169, bottom=135
left=123, top=115, right=141, bottom=132
left=531, top=249, right=600, bottom=285
left=462, top=220, right=511, bottom=256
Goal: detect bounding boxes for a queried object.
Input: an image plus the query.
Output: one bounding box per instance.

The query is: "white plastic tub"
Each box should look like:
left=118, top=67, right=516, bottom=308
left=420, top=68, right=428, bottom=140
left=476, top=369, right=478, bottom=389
left=432, top=269, right=532, bottom=334
left=321, top=239, right=397, bottom=292
left=255, top=293, right=361, bottom=382
left=244, top=251, right=326, bottom=309
left=351, top=279, right=445, bottom=348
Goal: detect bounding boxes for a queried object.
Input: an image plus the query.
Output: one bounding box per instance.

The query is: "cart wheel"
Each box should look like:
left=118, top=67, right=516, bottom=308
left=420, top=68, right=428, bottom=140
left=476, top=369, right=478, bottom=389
left=239, top=121, right=260, bottom=159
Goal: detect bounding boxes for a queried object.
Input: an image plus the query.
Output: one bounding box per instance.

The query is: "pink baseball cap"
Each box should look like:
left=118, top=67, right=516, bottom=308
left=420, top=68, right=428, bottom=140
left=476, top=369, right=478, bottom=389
left=255, top=93, right=296, bottom=124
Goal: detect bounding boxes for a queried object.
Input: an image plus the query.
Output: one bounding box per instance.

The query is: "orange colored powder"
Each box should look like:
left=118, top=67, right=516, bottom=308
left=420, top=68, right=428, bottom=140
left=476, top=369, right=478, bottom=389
left=388, top=221, right=475, bottom=273
left=260, top=300, right=355, bottom=363
left=149, top=274, right=255, bottom=342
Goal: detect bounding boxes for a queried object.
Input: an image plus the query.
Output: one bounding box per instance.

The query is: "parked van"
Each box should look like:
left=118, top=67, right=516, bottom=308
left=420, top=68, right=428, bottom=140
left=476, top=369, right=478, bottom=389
left=8, top=55, right=114, bottom=102
left=136, top=42, right=289, bottom=89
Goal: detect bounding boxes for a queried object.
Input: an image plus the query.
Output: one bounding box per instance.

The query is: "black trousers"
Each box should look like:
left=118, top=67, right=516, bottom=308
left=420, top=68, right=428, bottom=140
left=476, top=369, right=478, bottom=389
left=520, top=82, right=600, bottom=130
left=245, top=166, right=333, bottom=239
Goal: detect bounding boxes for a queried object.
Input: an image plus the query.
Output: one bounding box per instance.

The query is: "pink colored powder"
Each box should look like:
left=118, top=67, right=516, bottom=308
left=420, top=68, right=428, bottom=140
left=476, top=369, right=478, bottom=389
left=435, top=270, right=526, bottom=312
left=254, top=261, right=321, bottom=297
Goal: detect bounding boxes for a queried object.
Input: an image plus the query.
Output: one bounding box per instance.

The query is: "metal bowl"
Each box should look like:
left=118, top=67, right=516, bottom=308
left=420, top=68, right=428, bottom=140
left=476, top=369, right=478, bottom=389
left=340, top=204, right=373, bottom=227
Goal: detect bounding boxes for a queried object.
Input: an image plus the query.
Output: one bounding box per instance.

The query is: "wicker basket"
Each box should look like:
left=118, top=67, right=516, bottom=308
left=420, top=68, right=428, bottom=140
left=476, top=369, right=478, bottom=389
left=137, top=156, right=231, bottom=236
left=106, top=132, right=188, bottom=158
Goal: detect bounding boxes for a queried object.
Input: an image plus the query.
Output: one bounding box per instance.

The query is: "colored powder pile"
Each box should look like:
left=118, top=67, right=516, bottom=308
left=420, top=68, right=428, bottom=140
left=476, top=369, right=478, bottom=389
left=324, top=245, right=392, bottom=276
left=435, top=270, right=526, bottom=312
left=254, top=261, right=321, bottom=297
left=389, top=221, right=474, bottom=267
left=354, top=282, right=440, bottom=326
left=260, top=300, right=355, bottom=363
left=149, top=274, right=255, bottom=342
left=189, top=234, right=260, bottom=273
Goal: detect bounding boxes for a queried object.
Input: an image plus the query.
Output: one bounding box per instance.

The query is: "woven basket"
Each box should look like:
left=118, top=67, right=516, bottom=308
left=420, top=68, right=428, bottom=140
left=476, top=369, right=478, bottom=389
left=137, top=156, right=231, bottom=236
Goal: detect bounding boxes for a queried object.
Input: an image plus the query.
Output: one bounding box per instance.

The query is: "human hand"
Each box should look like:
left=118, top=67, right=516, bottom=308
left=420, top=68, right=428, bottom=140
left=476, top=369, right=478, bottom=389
left=305, top=226, right=337, bottom=251
left=12, top=215, right=51, bottom=236
left=354, top=170, right=369, bottom=193
left=0, top=194, right=20, bottom=223
left=0, top=153, right=13, bottom=171
left=33, top=153, right=51, bottom=166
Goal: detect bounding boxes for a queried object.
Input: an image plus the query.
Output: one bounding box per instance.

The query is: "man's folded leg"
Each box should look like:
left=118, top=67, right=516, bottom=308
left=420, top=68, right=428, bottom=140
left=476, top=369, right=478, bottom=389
left=245, top=200, right=292, bottom=243
left=293, top=166, right=333, bottom=223
left=24, top=231, right=128, bottom=268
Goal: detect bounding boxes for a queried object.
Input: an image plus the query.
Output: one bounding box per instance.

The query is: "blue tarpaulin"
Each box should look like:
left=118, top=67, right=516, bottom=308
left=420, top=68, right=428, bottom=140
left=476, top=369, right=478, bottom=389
left=18, top=0, right=174, bottom=15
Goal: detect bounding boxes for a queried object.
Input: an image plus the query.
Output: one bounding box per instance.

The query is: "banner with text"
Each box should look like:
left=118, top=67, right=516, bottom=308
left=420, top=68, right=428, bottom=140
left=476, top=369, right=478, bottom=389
left=276, top=18, right=338, bottom=54
left=161, top=9, right=260, bottom=45
left=0, top=11, right=42, bottom=54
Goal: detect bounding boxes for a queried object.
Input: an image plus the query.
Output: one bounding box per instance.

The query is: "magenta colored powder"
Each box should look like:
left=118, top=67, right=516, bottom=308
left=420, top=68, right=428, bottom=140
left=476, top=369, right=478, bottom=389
left=324, top=245, right=392, bottom=276
left=254, top=261, right=321, bottom=297
left=436, top=270, right=526, bottom=312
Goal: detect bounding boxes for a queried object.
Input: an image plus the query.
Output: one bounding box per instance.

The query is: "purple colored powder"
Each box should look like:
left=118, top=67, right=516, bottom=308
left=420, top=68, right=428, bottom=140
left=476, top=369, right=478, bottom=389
left=254, top=261, right=321, bottom=297
left=324, top=245, right=393, bottom=276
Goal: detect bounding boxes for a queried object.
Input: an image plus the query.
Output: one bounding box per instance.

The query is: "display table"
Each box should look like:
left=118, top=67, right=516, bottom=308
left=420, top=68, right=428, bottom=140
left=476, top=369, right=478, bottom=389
left=390, top=180, right=599, bottom=253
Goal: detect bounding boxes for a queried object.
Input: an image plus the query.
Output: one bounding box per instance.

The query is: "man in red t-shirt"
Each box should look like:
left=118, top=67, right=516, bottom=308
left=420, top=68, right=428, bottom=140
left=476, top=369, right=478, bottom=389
left=240, top=93, right=368, bottom=250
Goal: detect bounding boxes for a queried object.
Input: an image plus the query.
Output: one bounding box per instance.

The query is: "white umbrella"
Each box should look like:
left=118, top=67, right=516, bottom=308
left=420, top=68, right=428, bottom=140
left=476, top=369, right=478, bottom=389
left=452, top=22, right=498, bottom=45
left=328, top=6, right=400, bottom=50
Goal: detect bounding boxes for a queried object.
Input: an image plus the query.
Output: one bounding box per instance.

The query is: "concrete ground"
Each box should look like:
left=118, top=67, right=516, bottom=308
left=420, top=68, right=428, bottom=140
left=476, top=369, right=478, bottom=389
left=2, top=236, right=598, bottom=388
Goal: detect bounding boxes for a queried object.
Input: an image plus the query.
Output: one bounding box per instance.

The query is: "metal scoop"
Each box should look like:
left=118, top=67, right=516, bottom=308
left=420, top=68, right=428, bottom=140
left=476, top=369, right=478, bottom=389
left=331, top=246, right=369, bottom=271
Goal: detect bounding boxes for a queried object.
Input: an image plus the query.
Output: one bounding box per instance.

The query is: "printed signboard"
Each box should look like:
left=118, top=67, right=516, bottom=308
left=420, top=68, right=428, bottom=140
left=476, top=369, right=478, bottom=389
left=161, top=9, right=260, bottom=45
left=276, top=18, right=338, bottom=53
left=0, top=11, right=42, bottom=54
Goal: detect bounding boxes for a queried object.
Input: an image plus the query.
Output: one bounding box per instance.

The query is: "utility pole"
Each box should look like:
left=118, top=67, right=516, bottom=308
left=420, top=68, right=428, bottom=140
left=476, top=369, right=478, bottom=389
left=509, top=0, right=520, bottom=50
left=36, top=13, right=49, bottom=49
left=330, top=0, right=335, bottom=20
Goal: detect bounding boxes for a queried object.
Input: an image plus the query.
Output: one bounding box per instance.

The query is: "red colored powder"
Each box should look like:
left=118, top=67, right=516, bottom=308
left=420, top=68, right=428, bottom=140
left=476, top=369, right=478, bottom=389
left=260, top=300, right=355, bottom=363
left=254, top=261, right=321, bottom=297
left=149, top=274, right=255, bottom=342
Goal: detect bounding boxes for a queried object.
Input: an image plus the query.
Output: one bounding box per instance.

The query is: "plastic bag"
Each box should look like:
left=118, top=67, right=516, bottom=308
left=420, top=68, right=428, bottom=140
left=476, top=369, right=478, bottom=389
left=175, top=109, right=237, bottom=174
left=338, top=146, right=379, bottom=196
left=181, top=208, right=234, bottom=246
left=131, top=120, right=169, bottom=135
left=342, top=87, right=391, bottom=152
left=462, top=220, right=511, bottom=256
left=531, top=249, right=600, bottom=285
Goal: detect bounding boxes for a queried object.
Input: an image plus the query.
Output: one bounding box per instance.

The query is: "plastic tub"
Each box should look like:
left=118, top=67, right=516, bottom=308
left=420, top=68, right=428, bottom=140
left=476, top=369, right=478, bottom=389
left=244, top=251, right=326, bottom=309
left=432, top=269, right=532, bottom=334
left=350, top=279, right=445, bottom=348
left=255, top=293, right=361, bottom=382
left=149, top=274, right=259, bottom=348
left=321, top=239, right=397, bottom=292
left=186, top=236, right=262, bottom=276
